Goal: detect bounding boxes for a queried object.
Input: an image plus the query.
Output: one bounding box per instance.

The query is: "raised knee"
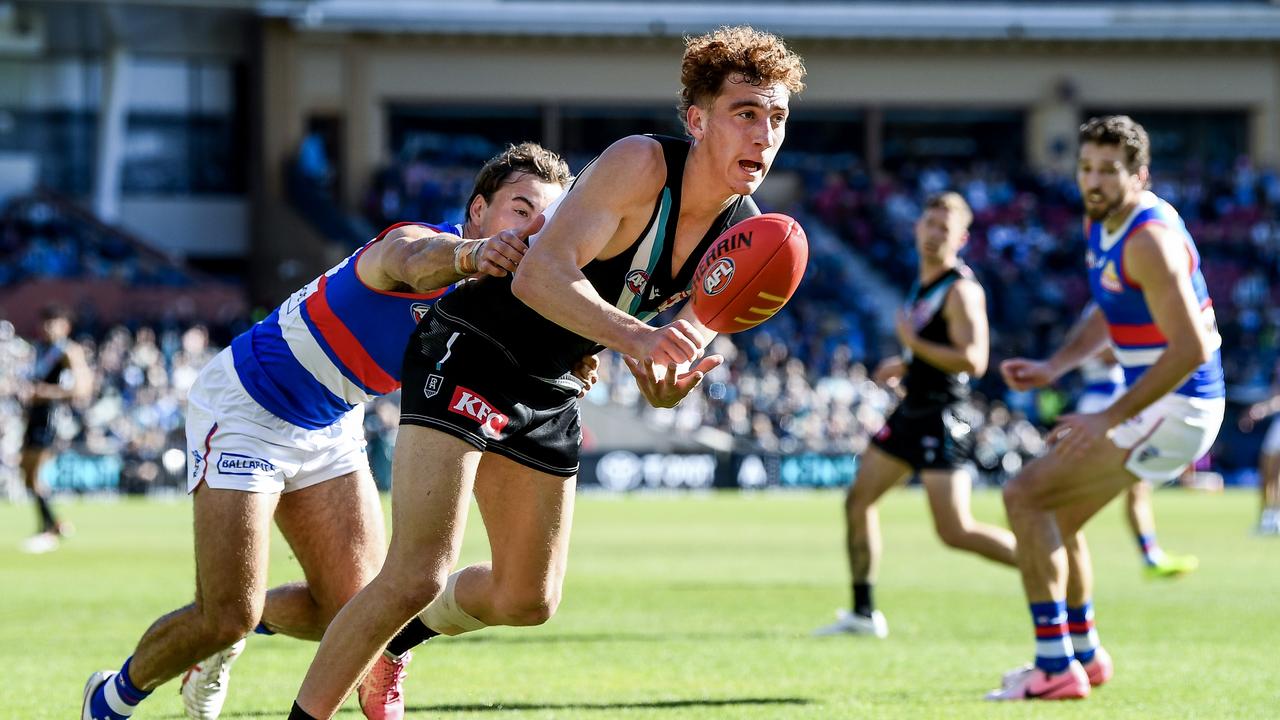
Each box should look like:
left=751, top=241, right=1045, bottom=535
left=494, top=590, right=560, bottom=627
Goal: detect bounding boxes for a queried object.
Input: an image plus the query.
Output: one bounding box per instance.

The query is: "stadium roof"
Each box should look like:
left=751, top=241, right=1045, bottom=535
left=257, top=1, right=1280, bottom=41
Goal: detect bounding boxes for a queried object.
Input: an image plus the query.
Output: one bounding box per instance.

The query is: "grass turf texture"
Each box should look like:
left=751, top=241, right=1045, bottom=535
left=3, top=488, right=1274, bottom=719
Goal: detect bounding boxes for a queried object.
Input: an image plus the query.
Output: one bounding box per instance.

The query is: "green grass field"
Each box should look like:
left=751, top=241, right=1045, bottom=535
left=3, top=488, right=1276, bottom=719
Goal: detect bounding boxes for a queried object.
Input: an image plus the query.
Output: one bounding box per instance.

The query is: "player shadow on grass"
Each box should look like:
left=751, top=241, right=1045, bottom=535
left=443, top=629, right=785, bottom=645
left=211, top=696, right=812, bottom=717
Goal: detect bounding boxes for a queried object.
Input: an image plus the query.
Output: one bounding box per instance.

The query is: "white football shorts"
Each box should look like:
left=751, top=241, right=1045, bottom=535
left=1109, top=393, right=1224, bottom=482
left=185, top=349, right=368, bottom=494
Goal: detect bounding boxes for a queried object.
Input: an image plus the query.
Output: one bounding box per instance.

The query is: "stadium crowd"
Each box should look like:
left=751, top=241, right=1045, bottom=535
left=0, top=194, right=199, bottom=288
left=3, top=145, right=1278, bottom=493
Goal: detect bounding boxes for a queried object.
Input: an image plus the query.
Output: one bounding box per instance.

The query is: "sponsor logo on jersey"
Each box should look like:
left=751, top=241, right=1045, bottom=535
left=424, top=373, right=444, bottom=398
left=411, top=302, right=432, bottom=324
left=625, top=269, right=649, bottom=296
left=449, top=386, right=510, bottom=439
left=216, top=452, right=277, bottom=477
left=1100, top=261, right=1123, bottom=293
left=702, top=258, right=735, bottom=296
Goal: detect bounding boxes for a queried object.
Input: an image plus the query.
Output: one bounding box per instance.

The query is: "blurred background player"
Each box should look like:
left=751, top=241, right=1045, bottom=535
left=815, top=192, right=1016, bottom=638
left=286, top=26, right=805, bottom=719
left=992, top=116, right=1224, bottom=701
left=18, top=304, right=92, bottom=554
left=1076, top=335, right=1199, bottom=576
left=1240, top=361, right=1280, bottom=535
left=81, top=144, right=572, bottom=720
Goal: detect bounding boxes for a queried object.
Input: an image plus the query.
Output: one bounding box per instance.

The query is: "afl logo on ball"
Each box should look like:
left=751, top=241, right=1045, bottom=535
left=702, top=258, right=735, bottom=296
left=625, top=269, right=649, bottom=296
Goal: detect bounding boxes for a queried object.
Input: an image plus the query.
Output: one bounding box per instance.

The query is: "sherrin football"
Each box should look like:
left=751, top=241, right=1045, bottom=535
left=690, top=213, right=808, bottom=334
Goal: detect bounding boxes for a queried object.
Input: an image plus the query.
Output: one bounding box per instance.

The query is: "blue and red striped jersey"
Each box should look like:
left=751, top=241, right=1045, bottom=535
left=231, top=221, right=460, bottom=429
left=1085, top=191, right=1224, bottom=400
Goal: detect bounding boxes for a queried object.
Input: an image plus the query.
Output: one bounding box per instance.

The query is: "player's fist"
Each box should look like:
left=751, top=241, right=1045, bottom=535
left=475, top=215, right=544, bottom=277
left=638, top=319, right=705, bottom=368
left=872, top=356, right=907, bottom=388
left=1000, top=358, right=1054, bottom=391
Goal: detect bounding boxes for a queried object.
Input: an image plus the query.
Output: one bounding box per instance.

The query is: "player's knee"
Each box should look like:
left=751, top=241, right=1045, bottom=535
left=388, top=572, right=447, bottom=617
left=204, top=603, right=260, bottom=646
left=1003, top=474, right=1036, bottom=511
left=494, top=589, right=560, bottom=627
left=934, top=520, right=972, bottom=549
left=845, top=490, right=872, bottom=519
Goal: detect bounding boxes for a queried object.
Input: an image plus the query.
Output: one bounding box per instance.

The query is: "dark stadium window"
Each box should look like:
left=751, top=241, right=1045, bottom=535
left=560, top=105, right=685, bottom=166
left=881, top=108, right=1025, bottom=170
left=387, top=105, right=544, bottom=165
left=1080, top=109, right=1248, bottom=172
left=0, top=110, right=97, bottom=196
left=122, top=114, right=247, bottom=195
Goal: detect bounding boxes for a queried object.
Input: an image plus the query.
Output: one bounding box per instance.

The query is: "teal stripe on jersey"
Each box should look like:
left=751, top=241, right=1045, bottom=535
left=616, top=188, right=672, bottom=317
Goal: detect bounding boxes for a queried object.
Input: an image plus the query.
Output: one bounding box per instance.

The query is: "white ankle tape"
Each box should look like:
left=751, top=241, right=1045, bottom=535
left=419, top=570, right=487, bottom=636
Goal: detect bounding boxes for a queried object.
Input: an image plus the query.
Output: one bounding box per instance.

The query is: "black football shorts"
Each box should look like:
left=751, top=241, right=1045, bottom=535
left=871, top=400, right=979, bottom=472
left=398, top=308, right=583, bottom=477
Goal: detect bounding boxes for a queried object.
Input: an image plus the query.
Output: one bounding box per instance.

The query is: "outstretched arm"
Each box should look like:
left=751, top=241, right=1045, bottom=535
left=1002, top=304, right=1109, bottom=390
left=362, top=220, right=536, bottom=294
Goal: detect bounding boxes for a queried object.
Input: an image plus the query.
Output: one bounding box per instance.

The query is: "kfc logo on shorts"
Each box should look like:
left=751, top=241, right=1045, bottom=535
left=449, top=386, right=510, bottom=439
left=702, top=258, right=735, bottom=296
left=424, top=373, right=444, bottom=398
left=625, top=269, right=650, bottom=296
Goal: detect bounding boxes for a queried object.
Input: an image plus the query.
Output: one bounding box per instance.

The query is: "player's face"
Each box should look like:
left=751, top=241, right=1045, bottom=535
left=41, top=317, right=69, bottom=342
left=470, top=172, right=564, bottom=237
left=691, top=76, right=790, bottom=196
left=915, top=207, right=967, bottom=261
left=1077, top=142, right=1144, bottom=222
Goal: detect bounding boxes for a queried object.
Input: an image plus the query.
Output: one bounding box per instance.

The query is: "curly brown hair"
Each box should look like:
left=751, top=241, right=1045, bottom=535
left=678, top=26, right=806, bottom=132
left=1079, top=115, right=1150, bottom=173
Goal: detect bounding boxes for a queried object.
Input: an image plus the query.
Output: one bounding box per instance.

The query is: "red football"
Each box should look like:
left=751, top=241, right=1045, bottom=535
left=691, top=213, right=808, bottom=334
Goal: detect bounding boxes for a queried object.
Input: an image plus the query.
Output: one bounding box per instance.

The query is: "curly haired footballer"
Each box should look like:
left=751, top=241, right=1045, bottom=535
left=679, top=25, right=807, bottom=132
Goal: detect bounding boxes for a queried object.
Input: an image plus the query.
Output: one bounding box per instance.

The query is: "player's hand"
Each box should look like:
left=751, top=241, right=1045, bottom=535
left=637, top=319, right=705, bottom=368
left=571, top=353, right=600, bottom=398
left=474, top=214, right=544, bottom=277
left=1240, top=401, right=1270, bottom=432
left=624, top=355, right=723, bottom=409
left=1047, top=411, right=1114, bottom=460
left=872, top=356, right=907, bottom=388
left=893, top=309, right=918, bottom=350
left=1000, top=358, right=1055, bottom=391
